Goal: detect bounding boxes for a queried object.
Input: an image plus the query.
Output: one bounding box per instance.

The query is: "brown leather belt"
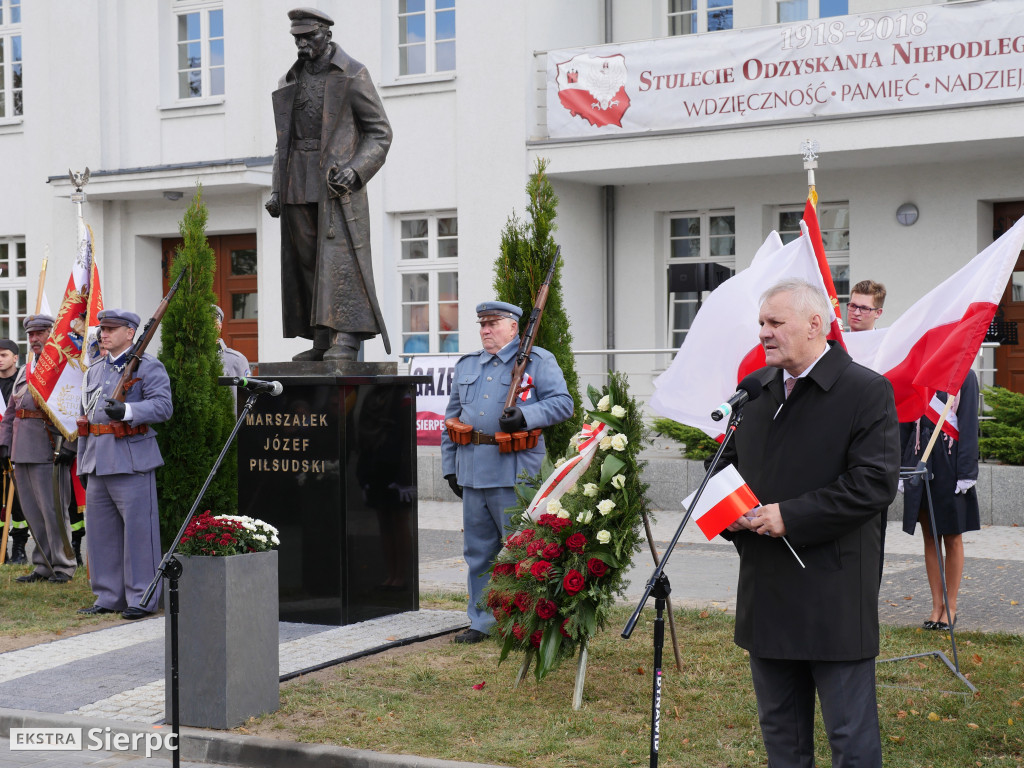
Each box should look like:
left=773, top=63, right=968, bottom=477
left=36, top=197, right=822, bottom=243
left=470, top=431, right=498, bottom=446
left=292, top=138, right=320, bottom=151
left=88, top=423, right=149, bottom=437
left=16, top=409, right=46, bottom=420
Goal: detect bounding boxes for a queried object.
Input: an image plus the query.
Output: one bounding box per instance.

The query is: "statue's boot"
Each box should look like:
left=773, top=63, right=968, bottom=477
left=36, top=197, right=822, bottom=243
left=292, top=327, right=331, bottom=361
left=323, top=331, right=362, bottom=362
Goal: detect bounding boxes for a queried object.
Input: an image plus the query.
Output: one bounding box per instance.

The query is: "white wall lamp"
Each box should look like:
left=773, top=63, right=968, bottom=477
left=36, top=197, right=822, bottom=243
left=896, top=203, right=919, bottom=226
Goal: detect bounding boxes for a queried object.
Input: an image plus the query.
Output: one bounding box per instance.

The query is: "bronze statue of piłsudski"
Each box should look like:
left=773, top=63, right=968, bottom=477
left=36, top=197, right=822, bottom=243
left=267, top=7, right=393, bottom=361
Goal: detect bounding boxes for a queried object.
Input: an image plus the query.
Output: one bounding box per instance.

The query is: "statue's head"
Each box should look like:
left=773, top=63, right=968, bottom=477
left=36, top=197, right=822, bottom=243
left=288, top=8, right=333, bottom=59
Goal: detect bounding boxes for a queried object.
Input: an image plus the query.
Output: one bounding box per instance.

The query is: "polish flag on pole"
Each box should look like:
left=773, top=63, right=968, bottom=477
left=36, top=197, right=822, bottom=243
left=845, top=214, right=1024, bottom=421
left=802, top=195, right=846, bottom=349
left=650, top=224, right=823, bottom=437
left=682, top=464, right=759, bottom=541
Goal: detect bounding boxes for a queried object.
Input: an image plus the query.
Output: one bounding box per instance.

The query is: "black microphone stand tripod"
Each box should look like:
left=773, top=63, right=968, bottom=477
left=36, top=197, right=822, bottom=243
left=140, top=389, right=266, bottom=768
left=621, top=408, right=744, bottom=768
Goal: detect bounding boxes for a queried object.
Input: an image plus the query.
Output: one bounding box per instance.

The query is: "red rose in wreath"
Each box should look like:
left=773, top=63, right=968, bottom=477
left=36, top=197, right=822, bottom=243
left=566, top=532, right=587, bottom=554
left=530, top=560, right=552, bottom=581
left=563, top=568, right=585, bottom=595
left=530, top=630, right=544, bottom=649
left=587, top=558, right=608, bottom=578
left=540, top=543, right=563, bottom=561
left=535, top=598, right=558, bottom=619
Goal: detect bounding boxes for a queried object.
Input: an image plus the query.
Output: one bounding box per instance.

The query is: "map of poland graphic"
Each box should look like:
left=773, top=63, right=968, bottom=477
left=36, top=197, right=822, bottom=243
left=556, top=54, right=630, bottom=128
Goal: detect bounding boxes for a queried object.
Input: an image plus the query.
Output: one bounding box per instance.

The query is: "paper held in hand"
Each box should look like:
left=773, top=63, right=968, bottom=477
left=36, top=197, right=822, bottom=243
left=682, top=464, right=759, bottom=541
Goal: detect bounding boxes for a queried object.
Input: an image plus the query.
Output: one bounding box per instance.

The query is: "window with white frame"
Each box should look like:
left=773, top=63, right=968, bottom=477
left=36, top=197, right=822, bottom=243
left=398, top=0, right=455, bottom=77
left=777, top=202, right=850, bottom=304
left=668, top=0, right=733, bottom=35
left=174, top=0, right=224, bottom=99
left=397, top=214, right=459, bottom=355
left=777, top=0, right=848, bottom=23
left=0, top=0, right=22, bottom=118
left=0, top=238, right=28, bottom=353
left=666, top=210, right=736, bottom=348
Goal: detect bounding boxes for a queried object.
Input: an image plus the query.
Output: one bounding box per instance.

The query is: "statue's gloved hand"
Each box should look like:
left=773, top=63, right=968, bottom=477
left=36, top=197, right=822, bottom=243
left=326, top=166, right=358, bottom=195
left=265, top=193, right=281, bottom=218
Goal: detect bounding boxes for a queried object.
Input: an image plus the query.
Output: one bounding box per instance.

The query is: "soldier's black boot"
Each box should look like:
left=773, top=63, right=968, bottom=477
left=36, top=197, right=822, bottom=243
left=9, top=536, right=28, bottom=565
left=72, top=536, right=83, bottom=567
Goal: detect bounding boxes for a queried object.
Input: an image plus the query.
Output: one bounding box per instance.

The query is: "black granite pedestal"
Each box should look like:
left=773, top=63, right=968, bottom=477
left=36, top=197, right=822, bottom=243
left=235, top=362, right=428, bottom=625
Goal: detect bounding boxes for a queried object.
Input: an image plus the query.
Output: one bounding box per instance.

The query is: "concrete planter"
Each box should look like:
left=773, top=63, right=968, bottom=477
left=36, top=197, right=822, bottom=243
left=165, top=550, right=280, bottom=729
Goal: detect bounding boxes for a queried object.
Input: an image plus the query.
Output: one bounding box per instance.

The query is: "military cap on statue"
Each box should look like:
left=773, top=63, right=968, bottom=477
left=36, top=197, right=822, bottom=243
left=0, top=339, right=18, bottom=355
left=475, top=301, right=523, bottom=323
left=23, top=314, right=55, bottom=331
left=288, top=7, right=334, bottom=34
left=212, top=305, right=225, bottom=322
left=97, top=308, right=141, bottom=330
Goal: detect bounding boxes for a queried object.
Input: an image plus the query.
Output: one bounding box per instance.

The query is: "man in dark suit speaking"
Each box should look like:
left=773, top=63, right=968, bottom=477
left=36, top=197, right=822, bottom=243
left=718, top=278, right=899, bottom=767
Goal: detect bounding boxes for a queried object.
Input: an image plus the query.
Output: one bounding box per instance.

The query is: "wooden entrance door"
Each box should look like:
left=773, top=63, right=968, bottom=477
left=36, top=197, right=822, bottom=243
left=994, top=202, right=1024, bottom=392
left=162, top=233, right=259, bottom=363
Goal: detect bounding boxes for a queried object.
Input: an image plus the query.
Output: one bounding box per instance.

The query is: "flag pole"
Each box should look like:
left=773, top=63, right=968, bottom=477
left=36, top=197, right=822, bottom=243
left=34, top=246, right=48, bottom=315
left=918, top=395, right=955, bottom=465
left=802, top=138, right=819, bottom=208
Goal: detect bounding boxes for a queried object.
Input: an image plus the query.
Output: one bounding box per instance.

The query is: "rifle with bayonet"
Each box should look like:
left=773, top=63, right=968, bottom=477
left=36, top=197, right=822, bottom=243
left=78, top=269, right=184, bottom=439
left=494, top=248, right=561, bottom=454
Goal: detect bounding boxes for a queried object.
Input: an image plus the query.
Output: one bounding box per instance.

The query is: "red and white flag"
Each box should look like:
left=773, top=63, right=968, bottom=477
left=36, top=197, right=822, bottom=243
left=650, top=224, right=825, bottom=437
left=682, top=464, right=759, bottom=541
left=845, top=214, right=1024, bottom=421
left=28, top=216, right=103, bottom=439
left=802, top=196, right=846, bottom=349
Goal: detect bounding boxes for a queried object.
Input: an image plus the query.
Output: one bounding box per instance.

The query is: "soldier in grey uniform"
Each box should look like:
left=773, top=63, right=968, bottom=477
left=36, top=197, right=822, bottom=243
left=76, top=309, right=173, bottom=620
left=0, top=315, right=77, bottom=583
left=213, top=305, right=251, bottom=378
left=441, top=301, right=573, bottom=643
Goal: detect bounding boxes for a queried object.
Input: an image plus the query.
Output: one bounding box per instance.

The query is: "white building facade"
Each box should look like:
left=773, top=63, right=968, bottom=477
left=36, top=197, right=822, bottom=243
left=2, top=0, right=1023, bottom=399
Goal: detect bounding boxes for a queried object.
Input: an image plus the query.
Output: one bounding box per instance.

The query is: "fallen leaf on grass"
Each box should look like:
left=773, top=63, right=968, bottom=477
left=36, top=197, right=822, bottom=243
left=972, top=653, right=983, bottom=665
left=967, top=723, right=979, bottom=729
left=472, top=681, right=486, bottom=690
left=699, top=610, right=709, bottom=619
left=904, top=596, right=914, bottom=601
left=889, top=735, right=905, bottom=744
left=1012, top=600, right=1019, bottom=606
left=896, top=710, right=907, bottom=719
left=928, top=712, right=941, bottom=722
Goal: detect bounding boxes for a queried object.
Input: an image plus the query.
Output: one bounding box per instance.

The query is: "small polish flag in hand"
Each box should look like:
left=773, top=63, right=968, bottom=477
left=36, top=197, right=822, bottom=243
left=682, top=464, right=759, bottom=541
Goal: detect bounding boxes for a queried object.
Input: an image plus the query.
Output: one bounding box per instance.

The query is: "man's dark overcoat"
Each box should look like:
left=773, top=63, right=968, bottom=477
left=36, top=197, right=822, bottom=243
left=717, top=342, right=900, bottom=661
left=271, top=43, right=392, bottom=341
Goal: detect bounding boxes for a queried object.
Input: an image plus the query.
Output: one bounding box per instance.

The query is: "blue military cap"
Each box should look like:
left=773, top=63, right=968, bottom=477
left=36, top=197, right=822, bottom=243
left=476, top=301, right=522, bottom=323
left=97, top=308, right=141, bottom=330
left=211, top=304, right=225, bottom=322
left=288, top=7, right=334, bottom=34
left=23, top=314, right=55, bottom=331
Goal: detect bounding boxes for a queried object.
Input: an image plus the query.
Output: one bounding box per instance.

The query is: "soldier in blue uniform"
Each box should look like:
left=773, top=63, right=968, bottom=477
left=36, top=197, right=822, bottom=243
left=76, top=309, right=173, bottom=620
left=442, top=301, right=573, bottom=643
left=0, top=315, right=77, bottom=583
left=212, top=305, right=251, bottom=379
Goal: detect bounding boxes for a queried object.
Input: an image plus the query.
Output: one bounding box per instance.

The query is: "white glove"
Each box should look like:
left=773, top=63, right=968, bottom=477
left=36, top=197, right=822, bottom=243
left=955, top=478, right=976, bottom=494
left=897, top=478, right=904, bottom=494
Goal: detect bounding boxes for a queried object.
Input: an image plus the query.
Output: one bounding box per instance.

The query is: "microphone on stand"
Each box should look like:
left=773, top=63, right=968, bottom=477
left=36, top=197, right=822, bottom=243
left=230, top=377, right=284, bottom=396
left=711, top=375, right=762, bottom=422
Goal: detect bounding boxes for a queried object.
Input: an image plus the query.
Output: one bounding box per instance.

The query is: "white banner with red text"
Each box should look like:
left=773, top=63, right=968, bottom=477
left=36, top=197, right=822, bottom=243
left=409, top=356, right=459, bottom=447
left=547, top=0, right=1024, bottom=137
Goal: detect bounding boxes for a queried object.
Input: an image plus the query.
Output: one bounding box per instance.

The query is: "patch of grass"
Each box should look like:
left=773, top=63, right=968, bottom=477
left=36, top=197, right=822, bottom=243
left=247, top=608, right=1024, bottom=767
left=0, top=563, right=115, bottom=637
left=418, top=589, right=468, bottom=611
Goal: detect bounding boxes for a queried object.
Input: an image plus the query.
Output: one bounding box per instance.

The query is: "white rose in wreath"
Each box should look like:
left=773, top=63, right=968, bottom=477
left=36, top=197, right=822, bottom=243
left=611, top=474, right=626, bottom=489
left=596, top=530, right=612, bottom=544
left=583, top=483, right=599, bottom=498
left=611, top=405, right=626, bottom=419
left=597, top=395, right=611, bottom=412
left=577, top=509, right=594, bottom=524
left=610, top=434, right=628, bottom=451
left=596, top=499, right=616, bottom=516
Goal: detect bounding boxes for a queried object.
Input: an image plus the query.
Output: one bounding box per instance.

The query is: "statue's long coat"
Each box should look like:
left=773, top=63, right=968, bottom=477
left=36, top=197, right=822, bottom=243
left=271, top=44, right=392, bottom=340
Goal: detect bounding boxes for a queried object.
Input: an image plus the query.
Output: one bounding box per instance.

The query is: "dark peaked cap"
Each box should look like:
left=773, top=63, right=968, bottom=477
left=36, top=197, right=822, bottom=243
left=288, top=8, right=334, bottom=34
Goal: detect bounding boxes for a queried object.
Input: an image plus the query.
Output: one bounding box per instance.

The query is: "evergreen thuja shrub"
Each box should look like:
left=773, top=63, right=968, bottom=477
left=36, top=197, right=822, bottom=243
left=978, top=386, right=1024, bottom=465
left=651, top=417, right=721, bottom=461
left=493, top=157, right=582, bottom=458
left=156, top=186, right=237, bottom=547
